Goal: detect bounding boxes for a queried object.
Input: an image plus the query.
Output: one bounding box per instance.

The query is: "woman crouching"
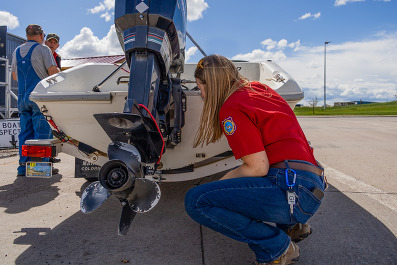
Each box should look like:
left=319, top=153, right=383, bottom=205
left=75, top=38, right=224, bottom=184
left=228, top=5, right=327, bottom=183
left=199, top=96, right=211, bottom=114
left=185, top=55, right=326, bottom=265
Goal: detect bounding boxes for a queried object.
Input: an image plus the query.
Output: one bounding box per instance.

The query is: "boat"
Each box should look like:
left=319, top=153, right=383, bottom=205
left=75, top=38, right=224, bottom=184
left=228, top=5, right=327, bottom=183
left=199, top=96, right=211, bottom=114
left=24, top=0, right=304, bottom=235
left=30, top=60, right=304, bottom=182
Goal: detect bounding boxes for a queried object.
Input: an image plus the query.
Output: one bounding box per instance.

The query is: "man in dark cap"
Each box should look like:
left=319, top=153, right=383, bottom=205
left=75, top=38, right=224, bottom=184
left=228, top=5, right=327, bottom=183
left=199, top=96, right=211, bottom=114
left=45, top=33, right=61, bottom=68
left=11, top=24, right=60, bottom=177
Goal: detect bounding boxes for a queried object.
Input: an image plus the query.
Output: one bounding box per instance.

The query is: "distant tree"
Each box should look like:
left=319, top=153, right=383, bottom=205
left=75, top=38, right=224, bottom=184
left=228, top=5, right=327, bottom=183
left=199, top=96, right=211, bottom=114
left=308, top=97, right=318, bottom=114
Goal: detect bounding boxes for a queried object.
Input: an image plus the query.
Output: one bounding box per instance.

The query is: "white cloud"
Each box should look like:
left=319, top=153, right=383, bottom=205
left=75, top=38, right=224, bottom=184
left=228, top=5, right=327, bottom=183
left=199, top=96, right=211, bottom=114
left=231, top=33, right=397, bottom=104
left=277, top=39, right=288, bottom=48
left=261, top=38, right=277, bottom=50
left=299, top=13, right=312, bottom=20
left=282, top=34, right=397, bottom=103
left=103, top=0, right=115, bottom=10
left=58, top=25, right=123, bottom=58
left=187, top=0, right=209, bottom=21
left=89, top=0, right=209, bottom=22
left=335, top=0, right=365, bottom=6
left=0, top=11, right=19, bottom=30
left=261, top=38, right=301, bottom=51
left=89, top=0, right=115, bottom=21
left=101, top=12, right=113, bottom=22
left=336, top=0, right=392, bottom=5
left=289, top=40, right=301, bottom=50
left=89, top=3, right=106, bottom=14
left=89, top=0, right=114, bottom=13
left=232, top=49, right=287, bottom=62
left=234, top=39, right=301, bottom=62
left=185, top=47, right=198, bottom=62
left=298, top=12, right=321, bottom=20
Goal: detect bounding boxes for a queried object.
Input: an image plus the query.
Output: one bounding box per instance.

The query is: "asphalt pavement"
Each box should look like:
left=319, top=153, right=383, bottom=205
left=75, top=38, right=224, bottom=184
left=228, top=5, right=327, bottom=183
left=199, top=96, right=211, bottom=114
left=0, top=116, right=396, bottom=265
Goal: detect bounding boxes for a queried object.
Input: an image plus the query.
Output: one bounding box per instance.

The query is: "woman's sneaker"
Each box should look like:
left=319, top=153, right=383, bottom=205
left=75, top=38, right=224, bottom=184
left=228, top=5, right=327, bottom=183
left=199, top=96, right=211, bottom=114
left=286, top=223, right=312, bottom=243
left=253, top=241, right=300, bottom=265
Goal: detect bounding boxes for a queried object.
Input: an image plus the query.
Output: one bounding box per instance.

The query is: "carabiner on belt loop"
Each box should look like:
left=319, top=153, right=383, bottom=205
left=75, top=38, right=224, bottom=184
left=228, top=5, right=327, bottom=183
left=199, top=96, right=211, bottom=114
left=284, top=161, right=297, bottom=189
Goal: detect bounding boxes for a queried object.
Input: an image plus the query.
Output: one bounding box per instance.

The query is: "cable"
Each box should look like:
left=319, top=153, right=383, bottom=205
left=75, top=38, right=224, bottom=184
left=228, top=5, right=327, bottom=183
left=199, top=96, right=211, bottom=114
left=138, top=104, right=165, bottom=165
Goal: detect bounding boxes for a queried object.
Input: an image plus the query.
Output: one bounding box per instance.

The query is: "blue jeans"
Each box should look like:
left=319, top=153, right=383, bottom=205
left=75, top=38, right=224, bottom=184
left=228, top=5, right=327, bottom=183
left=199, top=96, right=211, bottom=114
left=17, top=100, right=52, bottom=175
left=184, top=161, right=325, bottom=263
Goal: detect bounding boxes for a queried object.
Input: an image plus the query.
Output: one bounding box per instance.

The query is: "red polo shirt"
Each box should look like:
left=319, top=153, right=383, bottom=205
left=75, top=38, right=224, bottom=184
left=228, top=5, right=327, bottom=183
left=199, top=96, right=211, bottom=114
left=219, top=81, right=317, bottom=165
left=53, top=52, right=61, bottom=68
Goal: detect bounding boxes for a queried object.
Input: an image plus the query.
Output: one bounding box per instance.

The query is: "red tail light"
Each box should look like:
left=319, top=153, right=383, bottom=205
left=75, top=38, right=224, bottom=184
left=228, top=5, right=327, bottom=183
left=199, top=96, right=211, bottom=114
left=22, top=145, right=54, bottom=158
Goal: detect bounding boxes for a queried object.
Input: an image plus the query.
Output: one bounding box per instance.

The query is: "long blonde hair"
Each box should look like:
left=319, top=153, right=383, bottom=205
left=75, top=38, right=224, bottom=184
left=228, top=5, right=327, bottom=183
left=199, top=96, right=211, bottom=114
left=193, top=55, right=250, bottom=147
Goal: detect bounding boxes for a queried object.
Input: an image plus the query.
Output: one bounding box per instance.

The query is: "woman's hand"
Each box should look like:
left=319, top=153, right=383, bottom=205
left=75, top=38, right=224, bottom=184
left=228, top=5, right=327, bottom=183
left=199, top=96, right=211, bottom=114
left=220, top=150, right=269, bottom=180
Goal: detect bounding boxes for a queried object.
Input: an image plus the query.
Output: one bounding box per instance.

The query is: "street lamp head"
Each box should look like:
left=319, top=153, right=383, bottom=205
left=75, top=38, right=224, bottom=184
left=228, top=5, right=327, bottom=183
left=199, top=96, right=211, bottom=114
left=325, top=41, right=331, bottom=45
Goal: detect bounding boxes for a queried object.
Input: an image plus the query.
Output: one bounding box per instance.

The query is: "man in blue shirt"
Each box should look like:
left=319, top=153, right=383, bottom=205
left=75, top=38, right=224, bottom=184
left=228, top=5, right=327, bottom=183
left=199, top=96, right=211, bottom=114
left=11, top=24, right=60, bottom=176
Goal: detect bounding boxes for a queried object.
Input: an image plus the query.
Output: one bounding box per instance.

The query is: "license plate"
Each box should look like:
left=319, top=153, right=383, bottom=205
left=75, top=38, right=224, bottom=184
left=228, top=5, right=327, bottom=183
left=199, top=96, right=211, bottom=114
left=26, top=162, right=53, bottom=178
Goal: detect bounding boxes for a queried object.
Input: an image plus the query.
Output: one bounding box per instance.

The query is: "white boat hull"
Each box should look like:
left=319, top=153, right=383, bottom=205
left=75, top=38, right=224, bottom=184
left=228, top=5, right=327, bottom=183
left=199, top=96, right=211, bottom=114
left=31, top=61, right=303, bottom=181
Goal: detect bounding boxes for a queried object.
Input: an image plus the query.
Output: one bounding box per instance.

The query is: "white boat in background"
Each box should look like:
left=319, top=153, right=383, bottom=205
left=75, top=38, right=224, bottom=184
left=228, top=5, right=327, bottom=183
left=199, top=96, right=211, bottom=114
left=30, top=60, right=303, bottom=182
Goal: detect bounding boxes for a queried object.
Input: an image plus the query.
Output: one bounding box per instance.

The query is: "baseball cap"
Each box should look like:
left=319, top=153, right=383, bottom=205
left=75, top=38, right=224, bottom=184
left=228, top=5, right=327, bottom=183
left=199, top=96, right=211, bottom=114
left=46, top=33, right=60, bottom=43
left=26, top=24, right=44, bottom=35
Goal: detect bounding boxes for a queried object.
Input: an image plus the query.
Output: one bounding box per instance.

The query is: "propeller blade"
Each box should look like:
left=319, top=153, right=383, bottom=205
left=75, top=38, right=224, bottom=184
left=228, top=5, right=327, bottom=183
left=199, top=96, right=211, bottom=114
left=116, top=179, right=160, bottom=236
left=108, top=142, right=142, bottom=175
left=118, top=200, right=137, bottom=236
left=80, top=181, right=111, bottom=214
left=127, top=178, right=161, bottom=213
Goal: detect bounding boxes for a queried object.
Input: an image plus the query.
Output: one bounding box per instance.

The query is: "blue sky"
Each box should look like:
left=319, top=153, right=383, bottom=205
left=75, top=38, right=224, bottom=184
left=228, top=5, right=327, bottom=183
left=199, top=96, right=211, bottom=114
left=1, top=0, right=396, bottom=105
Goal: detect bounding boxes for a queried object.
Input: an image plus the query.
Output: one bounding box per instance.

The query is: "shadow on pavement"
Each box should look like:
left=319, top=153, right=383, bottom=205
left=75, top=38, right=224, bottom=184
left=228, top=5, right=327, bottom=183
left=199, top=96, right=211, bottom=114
left=14, top=179, right=203, bottom=265
left=11, top=179, right=397, bottom=265
left=297, top=184, right=397, bottom=265
left=0, top=175, right=61, bottom=214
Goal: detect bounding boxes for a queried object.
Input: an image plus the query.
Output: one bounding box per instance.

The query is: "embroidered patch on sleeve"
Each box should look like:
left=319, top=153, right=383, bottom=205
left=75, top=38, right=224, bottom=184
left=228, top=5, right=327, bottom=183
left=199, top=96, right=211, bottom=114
left=222, top=117, right=236, bottom=135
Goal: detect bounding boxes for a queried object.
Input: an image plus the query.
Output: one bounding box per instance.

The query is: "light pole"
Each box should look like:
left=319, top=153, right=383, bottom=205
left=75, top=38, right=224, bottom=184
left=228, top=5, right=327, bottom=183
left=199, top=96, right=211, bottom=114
left=324, top=41, right=330, bottom=109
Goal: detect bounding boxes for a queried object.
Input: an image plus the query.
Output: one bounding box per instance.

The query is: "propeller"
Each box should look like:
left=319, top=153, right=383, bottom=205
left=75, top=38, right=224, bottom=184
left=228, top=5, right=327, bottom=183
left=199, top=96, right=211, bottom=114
left=116, top=178, right=161, bottom=235
left=80, top=141, right=161, bottom=236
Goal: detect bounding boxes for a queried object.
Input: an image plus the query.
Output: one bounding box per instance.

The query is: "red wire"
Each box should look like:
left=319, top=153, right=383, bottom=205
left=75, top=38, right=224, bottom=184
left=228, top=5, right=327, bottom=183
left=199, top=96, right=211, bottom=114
left=138, top=104, right=165, bottom=165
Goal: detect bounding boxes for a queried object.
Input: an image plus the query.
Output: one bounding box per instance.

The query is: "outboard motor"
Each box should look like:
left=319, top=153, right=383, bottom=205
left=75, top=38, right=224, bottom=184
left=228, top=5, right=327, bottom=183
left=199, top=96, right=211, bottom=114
left=81, top=0, right=187, bottom=235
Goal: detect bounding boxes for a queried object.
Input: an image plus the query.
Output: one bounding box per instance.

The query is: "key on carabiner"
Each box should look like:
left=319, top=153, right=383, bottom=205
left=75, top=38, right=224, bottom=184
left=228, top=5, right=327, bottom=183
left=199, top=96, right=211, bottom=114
left=287, top=190, right=296, bottom=214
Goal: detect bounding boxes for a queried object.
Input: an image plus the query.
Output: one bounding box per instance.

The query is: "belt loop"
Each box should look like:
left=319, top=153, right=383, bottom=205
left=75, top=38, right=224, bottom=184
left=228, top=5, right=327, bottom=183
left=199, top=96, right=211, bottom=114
left=316, top=160, right=328, bottom=190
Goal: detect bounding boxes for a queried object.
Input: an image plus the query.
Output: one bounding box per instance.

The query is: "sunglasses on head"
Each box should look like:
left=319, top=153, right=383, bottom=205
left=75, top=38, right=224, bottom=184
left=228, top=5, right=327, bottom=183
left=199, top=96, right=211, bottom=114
left=197, top=58, right=204, bottom=70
